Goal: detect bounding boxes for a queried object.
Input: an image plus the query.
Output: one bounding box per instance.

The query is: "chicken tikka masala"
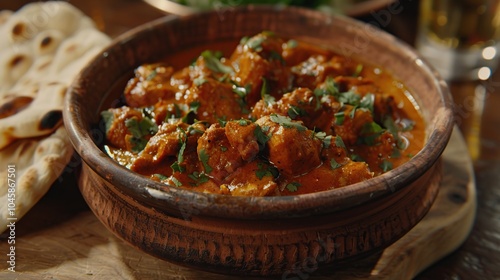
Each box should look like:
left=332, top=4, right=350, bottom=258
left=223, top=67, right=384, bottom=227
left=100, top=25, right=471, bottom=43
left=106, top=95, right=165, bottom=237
left=101, top=31, right=425, bottom=196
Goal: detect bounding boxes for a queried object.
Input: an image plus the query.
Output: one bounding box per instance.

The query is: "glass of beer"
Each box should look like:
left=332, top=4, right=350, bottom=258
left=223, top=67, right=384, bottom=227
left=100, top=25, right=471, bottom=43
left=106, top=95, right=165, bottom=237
left=416, top=0, right=500, bottom=81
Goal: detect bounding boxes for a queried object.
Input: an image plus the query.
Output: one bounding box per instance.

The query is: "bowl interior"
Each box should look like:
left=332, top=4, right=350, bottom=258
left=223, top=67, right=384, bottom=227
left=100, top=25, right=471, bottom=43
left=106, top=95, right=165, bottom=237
left=64, top=5, right=454, bottom=219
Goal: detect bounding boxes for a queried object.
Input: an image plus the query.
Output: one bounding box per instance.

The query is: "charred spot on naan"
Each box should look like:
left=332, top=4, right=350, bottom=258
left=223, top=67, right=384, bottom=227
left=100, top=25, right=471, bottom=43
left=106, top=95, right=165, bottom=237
left=0, top=96, right=33, bottom=119
left=39, top=110, right=63, bottom=130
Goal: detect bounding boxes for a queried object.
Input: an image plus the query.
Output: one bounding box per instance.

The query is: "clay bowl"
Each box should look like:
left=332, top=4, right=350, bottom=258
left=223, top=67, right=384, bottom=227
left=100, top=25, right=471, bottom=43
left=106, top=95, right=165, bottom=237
left=63, top=5, right=454, bottom=277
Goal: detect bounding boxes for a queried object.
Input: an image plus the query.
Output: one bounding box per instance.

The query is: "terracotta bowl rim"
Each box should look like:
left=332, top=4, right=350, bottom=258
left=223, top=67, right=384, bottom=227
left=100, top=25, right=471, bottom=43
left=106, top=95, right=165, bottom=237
left=63, top=5, right=455, bottom=219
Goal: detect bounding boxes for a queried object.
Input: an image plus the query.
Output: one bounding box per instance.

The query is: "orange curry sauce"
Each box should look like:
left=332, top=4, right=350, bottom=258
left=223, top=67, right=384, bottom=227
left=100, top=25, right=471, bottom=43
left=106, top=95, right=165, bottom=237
left=101, top=32, right=425, bottom=196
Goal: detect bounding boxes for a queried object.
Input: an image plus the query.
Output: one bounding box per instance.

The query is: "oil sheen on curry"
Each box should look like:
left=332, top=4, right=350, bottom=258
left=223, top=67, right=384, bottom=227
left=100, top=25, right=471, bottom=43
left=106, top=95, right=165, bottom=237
left=101, top=32, right=425, bottom=196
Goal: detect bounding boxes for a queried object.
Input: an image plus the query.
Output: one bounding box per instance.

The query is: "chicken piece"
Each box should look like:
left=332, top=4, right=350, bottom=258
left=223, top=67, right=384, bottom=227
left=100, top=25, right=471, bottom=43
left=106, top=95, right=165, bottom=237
left=331, top=106, right=374, bottom=146
left=183, top=78, right=245, bottom=124
left=224, top=120, right=260, bottom=162
left=124, top=63, right=179, bottom=107
left=221, top=160, right=278, bottom=197
left=130, top=122, right=182, bottom=174
left=255, top=115, right=322, bottom=176
left=102, top=106, right=143, bottom=151
left=350, top=131, right=398, bottom=175
left=292, top=54, right=360, bottom=89
left=197, top=123, right=245, bottom=182
left=279, top=161, right=373, bottom=195
left=253, top=87, right=340, bottom=132
left=130, top=121, right=206, bottom=176
left=231, top=32, right=292, bottom=106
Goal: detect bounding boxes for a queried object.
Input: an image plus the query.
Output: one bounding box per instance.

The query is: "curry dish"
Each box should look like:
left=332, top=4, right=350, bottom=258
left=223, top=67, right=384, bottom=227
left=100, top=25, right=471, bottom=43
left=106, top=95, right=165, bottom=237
left=101, top=32, right=425, bottom=196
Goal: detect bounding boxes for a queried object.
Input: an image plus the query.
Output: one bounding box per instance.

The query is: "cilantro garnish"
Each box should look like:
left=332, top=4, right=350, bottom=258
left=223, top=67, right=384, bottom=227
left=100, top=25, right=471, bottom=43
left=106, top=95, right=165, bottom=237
left=269, top=50, right=285, bottom=65
left=330, top=158, right=342, bottom=170
left=153, top=173, right=168, bottom=181
left=353, top=64, right=364, bottom=77
left=201, top=50, right=233, bottom=74
left=261, top=78, right=275, bottom=106
left=170, top=176, right=183, bottom=187
left=269, top=114, right=307, bottom=131
left=254, top=125, right=271, bottom=150
left=194, top=76, right=207, bottom=86
left=359, top=121, right=384, bottom=146
left=383, top=116, right=407, bottom=150
left=285, top=182, right=301, bottom=192
left=182, top=101, right=200, bottom=123
left=146, top=69, right=157, bottom=81
left=325, top=76, right=340, bottom=96
left=232, top=82, right=252, bottom=114
left=314, top=131, right=332, bottom=148
left=188, top=171, right=210, bottom=186
left=350, top=154, right=364, bottom=162
left=125, top=116, right=158, bottom=153
left=334, top=111, right=345, bottom=125
left=171, top=126, right=188, bottom=173
left=360, top=93, right=375, bottom=113
left=338, top=91, right=361, bottom=107
left=100, top=110, right=114, bottom=134
left=286, top=39, right=298, bottom=48
left=199, top=149, right=212, bottom=174
left=380, top=160, right=393, bottom=172
left=334, top=135, right=346, bottom=150
left=245, top=36, right=265, bottom=52
left=255, top=162, right=279, bottom=180
left=288, top=105, right=306, bottom=119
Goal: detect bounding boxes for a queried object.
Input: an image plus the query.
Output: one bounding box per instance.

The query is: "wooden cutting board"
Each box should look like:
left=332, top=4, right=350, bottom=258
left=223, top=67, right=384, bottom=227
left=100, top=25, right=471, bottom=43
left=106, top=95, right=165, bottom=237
left=0, top=126, right=476, bottom=279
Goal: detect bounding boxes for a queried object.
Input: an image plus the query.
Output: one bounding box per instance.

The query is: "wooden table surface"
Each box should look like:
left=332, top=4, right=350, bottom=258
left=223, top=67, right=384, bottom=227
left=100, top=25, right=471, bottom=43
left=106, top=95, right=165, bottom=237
left=1, top=0, right=499, bottom=279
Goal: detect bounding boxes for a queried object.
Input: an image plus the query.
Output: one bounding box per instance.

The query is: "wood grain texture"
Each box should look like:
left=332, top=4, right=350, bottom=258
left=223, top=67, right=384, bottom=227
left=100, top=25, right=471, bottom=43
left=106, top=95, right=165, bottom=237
left=0, top=127, right=475, bottom=279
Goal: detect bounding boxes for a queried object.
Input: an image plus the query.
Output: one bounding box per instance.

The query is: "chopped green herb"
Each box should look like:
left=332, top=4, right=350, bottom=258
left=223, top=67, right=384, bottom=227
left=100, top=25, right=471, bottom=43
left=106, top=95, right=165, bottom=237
left=245, top=36, right=265, bottom=52
left=199, top=149, right=213, bottom=174
left=176, top=127, right=187, bottom=164
left=288, top=105, right=306, bottom=119
left=194, top=76, right=208, bottom=86
left=338, top=91, right=361, bottom=106
left=232, top=82, right=251, bottom=99
left=380, top=160, right=393, bottom=172
left=201, top=50, right=233, bottom=74
left=170, top=176, right=183, bottom=187
left=360, top=93, right=375, bottom=113
left=330, top=158, right=342, bottom=170
left=188, top=171, right=210, bottom=186
left=334, top=111, right=345, bottom=125
left=270, top=114, right=307, bottom=131
left=217, top=117, right=227, bottom=127
left=334, top=135, right=346, bottom=150
left=182, top=101, right=200, bottom=123
left=255, top=162, right=279, bottom=180
left=359, top=122, right=384, bottom=146
left=269, top=50, right=285, bottom=65
left=125, top=116, right=158, bottom=152
left=285, top=182, right=301, bottom=192
left=261, top=78, right=275, bottom=106
left=171, top=161, right=184, bottom=173
left=254, top=125, right=271, bottom=150
left=353, top=64, right=363, bottom=77
left=100, top=110, right=114, bottom=134
left=220, top=146, right=228, bottom=152
left=383, top=116, right=407, bottom=149
left=350, top=154, right=364, bottom=162
left=153, top=173, right=168, bottom=181
left=286, top=39, right=298, bottom=48
left=146, top=69, right=157, bottom=81
left=325, top=76, right=340, bottom=96
left=238, top=119, right=252, bottom=126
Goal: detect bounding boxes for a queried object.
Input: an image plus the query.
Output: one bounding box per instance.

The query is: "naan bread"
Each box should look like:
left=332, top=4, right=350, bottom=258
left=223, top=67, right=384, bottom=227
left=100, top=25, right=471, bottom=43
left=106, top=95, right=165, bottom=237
left=0, top=1, right=111, bottom=233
